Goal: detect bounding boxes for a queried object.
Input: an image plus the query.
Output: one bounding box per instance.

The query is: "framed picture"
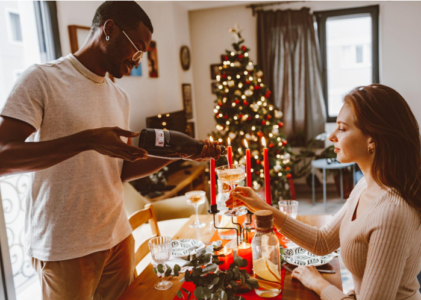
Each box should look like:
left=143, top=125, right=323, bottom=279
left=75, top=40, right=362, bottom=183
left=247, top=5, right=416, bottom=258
left=211, top=82, right=219, bottom=94
left=186, top=122, right=195, bottom=138
left=182, top=83, right=193, bottom=119
left=68, top=25, right=115, bottom=82
left=210, top=64, right=221, bottom=80
left=147, top=41, right=159, bottom=78
left=180, top=45, right=190, bottom=71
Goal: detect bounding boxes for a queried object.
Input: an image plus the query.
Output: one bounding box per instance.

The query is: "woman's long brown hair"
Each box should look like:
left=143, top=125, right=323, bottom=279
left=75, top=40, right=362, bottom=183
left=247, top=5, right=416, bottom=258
left=344, top=84, right=421, bottom=212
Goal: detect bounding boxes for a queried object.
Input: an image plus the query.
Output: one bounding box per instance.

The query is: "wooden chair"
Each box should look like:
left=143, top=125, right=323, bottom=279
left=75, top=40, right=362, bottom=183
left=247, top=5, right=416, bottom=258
left=128, top=203, right=161, bottom=277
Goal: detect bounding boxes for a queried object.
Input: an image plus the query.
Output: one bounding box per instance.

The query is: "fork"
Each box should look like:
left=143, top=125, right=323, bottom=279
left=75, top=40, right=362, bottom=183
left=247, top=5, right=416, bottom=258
left=282, top=262, right=336, bottom=274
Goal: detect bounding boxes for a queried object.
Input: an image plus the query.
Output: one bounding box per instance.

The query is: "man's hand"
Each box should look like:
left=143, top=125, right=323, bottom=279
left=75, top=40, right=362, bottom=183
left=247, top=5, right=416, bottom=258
left=184, top=139, right=222, bottom=161
left=86, top=127, right=148, bottom=162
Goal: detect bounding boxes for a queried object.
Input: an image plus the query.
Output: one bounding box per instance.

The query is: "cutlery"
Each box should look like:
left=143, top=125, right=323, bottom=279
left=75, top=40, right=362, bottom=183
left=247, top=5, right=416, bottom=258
left=282, top=262, right=336, bottom=274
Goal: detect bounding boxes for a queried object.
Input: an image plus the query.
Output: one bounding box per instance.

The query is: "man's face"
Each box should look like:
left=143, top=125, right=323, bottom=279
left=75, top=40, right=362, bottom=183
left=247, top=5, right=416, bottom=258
left=105, top=21, right=152, bottom=78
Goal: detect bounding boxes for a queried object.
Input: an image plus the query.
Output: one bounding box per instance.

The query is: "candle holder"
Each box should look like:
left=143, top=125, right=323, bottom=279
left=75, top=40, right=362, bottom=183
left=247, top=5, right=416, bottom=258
left=208, top=205, right=254, bottom=246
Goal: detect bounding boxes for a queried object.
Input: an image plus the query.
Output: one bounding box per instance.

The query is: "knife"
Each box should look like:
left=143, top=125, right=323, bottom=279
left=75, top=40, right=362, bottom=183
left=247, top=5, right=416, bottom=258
left=282, top=263, right=336, bottom=274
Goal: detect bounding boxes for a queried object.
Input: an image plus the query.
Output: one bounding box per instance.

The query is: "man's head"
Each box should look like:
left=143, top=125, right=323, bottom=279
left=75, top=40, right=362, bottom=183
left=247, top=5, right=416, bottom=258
left=91, top=1, right=153, bottom=78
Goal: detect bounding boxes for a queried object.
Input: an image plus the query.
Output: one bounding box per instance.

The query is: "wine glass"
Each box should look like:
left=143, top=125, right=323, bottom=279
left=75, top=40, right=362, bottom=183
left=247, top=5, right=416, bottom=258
left=216, top=164, right=247, bottom=217
left=148, top=236, right=173, bottom=290
left=278, top=200, right=299, bottom=248
left=185, top=191, right=206, bottom=228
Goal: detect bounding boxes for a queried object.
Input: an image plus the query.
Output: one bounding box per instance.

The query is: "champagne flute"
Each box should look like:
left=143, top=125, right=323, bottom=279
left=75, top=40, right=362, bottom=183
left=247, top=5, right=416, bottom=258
left=216, top=164, right=247, bottom=217
left=148, top=236, right=173, bottom=290
left=185, top=191, right=206, bottom=228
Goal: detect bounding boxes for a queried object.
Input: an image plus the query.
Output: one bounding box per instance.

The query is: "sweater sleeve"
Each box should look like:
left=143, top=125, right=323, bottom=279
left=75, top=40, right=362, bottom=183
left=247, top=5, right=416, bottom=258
left=278, top=178, right=366, bottom=256
left=320, top=197, right=415, bottom=300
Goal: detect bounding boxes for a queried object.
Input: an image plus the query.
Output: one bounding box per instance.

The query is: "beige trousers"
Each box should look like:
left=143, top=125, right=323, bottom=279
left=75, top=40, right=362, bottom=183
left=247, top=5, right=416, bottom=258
left=31, top=234, right=135, bottom=300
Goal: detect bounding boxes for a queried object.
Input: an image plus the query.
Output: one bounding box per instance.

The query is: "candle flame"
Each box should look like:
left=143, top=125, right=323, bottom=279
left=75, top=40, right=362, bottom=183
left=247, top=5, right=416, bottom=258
left=262, top=137, right=267, bottom=147
left=223, top=246, right=227, bottom=253
left=228, top=137, right=231, bottom=146
left=244, top=139, right=248, bottom=149
left=210, top=136, right=214, bottom=142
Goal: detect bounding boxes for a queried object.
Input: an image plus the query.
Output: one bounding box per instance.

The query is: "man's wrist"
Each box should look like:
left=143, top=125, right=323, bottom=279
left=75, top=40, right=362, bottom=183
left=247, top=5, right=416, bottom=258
left=74, top=130, right=92, bottom=152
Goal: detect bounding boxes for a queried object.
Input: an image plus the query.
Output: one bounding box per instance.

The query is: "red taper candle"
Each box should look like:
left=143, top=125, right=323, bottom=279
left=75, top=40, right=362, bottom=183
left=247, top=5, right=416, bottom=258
left=262, top=137, right=272, bottom=205
left=209, top=136, right=216, bottom=206
left=227, top=138, right=233, bottom=168
left=244, top=139, right=252, bottom=188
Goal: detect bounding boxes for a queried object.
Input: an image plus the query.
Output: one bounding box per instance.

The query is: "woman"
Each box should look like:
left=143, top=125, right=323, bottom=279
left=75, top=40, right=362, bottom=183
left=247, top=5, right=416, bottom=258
left=227, top=84, right=421, bottom=300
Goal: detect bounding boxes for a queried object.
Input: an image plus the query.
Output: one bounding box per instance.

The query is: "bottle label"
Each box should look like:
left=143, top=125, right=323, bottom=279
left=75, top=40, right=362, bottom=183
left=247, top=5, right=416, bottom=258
left=154, top=129, right=165, bottom=147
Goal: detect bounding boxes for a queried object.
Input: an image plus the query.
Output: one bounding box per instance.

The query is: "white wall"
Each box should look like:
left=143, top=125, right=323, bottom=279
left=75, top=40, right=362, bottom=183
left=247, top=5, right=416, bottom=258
left=190, top=1, right=421, bottom=139
left=56, top=1, right=195, bottom=143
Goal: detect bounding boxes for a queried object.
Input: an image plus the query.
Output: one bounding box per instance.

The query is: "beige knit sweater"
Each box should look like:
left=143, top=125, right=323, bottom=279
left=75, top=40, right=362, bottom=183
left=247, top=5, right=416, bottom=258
left=280, top=177, right=421, bottom=300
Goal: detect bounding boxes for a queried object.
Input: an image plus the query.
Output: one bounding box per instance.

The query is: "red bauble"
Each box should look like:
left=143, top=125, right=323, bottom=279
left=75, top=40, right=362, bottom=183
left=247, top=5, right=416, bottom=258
left=261, top=120, right=266, bottom=125
left=266, top=115, right=271, bottom=120
left=286, top=174, right=292, bottom=179
left=245, top=80, right=250, bottom=85
left=278, top=122, right=284, bottom=128
left=265, top=90, right=271, bottom=98
left=224, top=115, right=229, bottom=119
left=247, top=117, right=252, bottom=121
left=243, top=101, right=249, bottom=106
left=254, top=85, right=261, bottom=90
left=242, top=46, right=247, bottom=51
left=235, top=100, right=240, bottom=104
left=224, top=56, right=229, bottom=61
left=269, top=143, right=275, bottom=148
left=238, top=54, right=243, bottom=59
left=239, top=114, right=243, bottom=118
left=256, top=160, right=261, bottom=165
left=256, top=171, right=259, bottom=175
left=257, top=131, right=264, bottom=137
left=282, top=140, right=288, bottom=146
left=222, top=74, right=227, bottom=79
left=286, top=166, right=291, bottom=171
left=218, top=102, right=222, bottom=106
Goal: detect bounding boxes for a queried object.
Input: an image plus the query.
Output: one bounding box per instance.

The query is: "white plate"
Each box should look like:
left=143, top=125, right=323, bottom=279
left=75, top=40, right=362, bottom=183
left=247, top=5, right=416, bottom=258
left=283, top=247, right=334, bottom=267
left=171, top=239, right=205, bottom=258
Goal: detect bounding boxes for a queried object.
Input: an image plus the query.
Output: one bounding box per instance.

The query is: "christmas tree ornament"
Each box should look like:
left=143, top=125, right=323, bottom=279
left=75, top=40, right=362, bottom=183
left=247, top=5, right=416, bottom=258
left=246, top=64, right=254, bottom=71
left=256, top=131, right=264, bottom=138
left=238, top=54, right=244, bottom=59
left=228, top=132, right=236, bottom=139
left=242, top=115, right=249, bottom=122
left=278, top=122, right=284, bottom=128
left=256, top=70, right=263, bottom=77
left=244, top=90, right=253, bottom=97
left=228, top=22, right=243, bottom=43
left=250, top=103, right=259, bottom=111
left=275, top=110, right=283, bottom=118
left=228, top=80, right=235, bottom=87
left=252, top=135, right=258, bottom=141
left=252, top=150, right=259, bottom=157
left=274, top=165, right=282, bottom=172
left=233, top=61, right=241, bottom=67
left=272, top=127, right=279, bottom=134
left=234, top=90, right=242, bottom=96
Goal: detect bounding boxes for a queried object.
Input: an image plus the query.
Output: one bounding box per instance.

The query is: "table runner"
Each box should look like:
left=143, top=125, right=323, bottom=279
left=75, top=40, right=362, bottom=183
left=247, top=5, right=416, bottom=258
left=173, top=224, right=286, bottom=299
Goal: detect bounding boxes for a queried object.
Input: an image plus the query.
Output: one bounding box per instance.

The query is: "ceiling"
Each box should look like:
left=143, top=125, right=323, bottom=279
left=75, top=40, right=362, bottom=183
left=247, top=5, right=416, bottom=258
left=178, top=1, right=256, bottom=11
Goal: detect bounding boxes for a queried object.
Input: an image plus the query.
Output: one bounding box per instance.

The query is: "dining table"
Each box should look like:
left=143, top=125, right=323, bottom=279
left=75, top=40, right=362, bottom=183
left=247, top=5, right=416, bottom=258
left=118, top=214, right=342, bottom=300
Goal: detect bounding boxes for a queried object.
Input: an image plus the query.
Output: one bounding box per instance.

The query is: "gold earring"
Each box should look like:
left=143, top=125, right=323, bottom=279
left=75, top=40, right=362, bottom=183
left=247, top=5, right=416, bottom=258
left=368, top=147, right=374, bottom=154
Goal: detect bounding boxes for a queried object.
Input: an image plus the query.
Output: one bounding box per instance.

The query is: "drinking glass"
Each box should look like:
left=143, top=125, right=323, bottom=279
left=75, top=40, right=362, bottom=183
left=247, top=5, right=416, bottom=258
left=278, top=200, right=299, bottom=248
left=216, top=164, right=247, bottom=216
left=185, top=191, right=206, bottom=228
left=148, top=236, right=173, bottom=290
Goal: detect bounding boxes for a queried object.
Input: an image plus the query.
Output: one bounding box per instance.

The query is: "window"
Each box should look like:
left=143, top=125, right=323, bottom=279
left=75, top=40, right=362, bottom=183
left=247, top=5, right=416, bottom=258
left=316, top=5, right=379, bottom=122
left=8, top=11, right=23, bottom=42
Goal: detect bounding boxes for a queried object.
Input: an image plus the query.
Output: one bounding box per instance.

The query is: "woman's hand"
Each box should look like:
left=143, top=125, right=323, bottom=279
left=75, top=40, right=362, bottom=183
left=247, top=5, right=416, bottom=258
left=291, top=265, right=331, bottom=296
left=184, top=139, right=222, bottom=161
left=225, top=186, right=272, bottom=213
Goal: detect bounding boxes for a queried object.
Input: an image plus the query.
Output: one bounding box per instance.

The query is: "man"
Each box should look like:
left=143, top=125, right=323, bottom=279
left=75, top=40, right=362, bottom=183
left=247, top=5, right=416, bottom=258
left=0, top=1, right=220, bottom=299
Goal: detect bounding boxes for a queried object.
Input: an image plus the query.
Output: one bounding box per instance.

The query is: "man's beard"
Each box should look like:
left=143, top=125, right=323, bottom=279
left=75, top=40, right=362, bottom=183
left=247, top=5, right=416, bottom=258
left=105, top=35, right=125, bottom=78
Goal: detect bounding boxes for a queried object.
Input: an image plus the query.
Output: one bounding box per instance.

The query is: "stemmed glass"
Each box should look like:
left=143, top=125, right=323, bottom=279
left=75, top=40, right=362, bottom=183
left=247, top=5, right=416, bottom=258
left=185, top=191, right=206, bottom=228
left=278, top=200, right=299, bottom=248
left=148, top=236, right=173, bottom=290
left=216, top=164, right=247, bottom=217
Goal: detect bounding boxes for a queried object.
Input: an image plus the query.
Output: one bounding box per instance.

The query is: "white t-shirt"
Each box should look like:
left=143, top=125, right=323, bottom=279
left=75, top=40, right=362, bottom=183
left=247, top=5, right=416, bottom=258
left=0, top=54, right=133, bottom=261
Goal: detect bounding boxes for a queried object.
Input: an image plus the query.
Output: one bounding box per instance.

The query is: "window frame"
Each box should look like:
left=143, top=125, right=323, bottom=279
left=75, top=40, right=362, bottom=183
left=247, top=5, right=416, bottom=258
left=5, top=8, right=23, bottom=45
left=315, top=5, right=379, bottom=122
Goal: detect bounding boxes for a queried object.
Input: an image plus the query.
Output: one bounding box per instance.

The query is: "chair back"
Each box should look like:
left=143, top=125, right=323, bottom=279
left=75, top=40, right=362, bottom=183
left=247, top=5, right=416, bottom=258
left=128, top=204, right=160, bottom=276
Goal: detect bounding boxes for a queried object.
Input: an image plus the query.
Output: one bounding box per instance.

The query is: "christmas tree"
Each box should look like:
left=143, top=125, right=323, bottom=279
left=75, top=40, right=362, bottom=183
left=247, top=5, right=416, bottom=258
left=210, top=23, right=294, bottom=201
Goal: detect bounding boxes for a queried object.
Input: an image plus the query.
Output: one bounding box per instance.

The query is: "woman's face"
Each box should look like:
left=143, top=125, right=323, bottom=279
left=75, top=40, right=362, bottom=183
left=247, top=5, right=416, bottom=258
left=329, top=104, right=373, bottom=165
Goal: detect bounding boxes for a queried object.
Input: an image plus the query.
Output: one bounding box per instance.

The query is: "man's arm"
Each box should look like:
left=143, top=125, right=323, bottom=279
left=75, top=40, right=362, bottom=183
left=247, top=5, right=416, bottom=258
left=0, top=116, right=147, bottom=176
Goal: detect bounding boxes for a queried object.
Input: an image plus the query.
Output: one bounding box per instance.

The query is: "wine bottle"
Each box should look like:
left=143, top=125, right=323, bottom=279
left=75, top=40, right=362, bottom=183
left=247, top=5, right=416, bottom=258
left=138, top=129, right=226, bottom=159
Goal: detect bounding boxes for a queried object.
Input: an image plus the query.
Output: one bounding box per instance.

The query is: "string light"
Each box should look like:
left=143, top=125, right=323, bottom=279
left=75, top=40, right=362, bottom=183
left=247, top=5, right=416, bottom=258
left=241, top=95, right=246, bottom=99
left=218, top=138, right=223, bottom=142
left=269, top=106, right=274, bottom=111
left=232, top=103, right=236, bottom=107
left=255, top=114, right=259, bottom=119
left=158, top=114, right=162, bottom=118
left=236, top=75, right=241, bottom=79
left=277, top=137, right=281, bottom=141
left=239, top=106, right=243, bottom=110
left=223, top=81, right=227, bottom=85
left=261, top=96, right=265, bottom=101
left=249, top=76, right=253, bottom=81
left=269, top=133, right=273, bottom=137
left=219, top=85, right=223, bottom=89
left=162, top=122, right=167, bottom=126
left=245, top=53, right=249, bottom=57
left=216, top=105, right=220, bottom=109
left=231, top=52, right=235, bottom=56
left=219, top=113, right=223, bottom=117
left=214, top=109, right=218, bottom=113
left=226, top=121, right=230, bottom=125
left=228, top=76, right=232, bottom=80
left=234, top=116, right=238, bottom=120
left=243, top=71, right=248, bottom=75
left=263, top=103, right=267, bottom=107
left=230, top=63, right=234, bottom=67
left=240, top=131, right=244, bottom=135
left=257, top=101, right=262, bottom=105
left=238, top=83, right=243, bottom=88
left=216, top=75, right=221, bottom=81
left=254, top=155, right=259, bottom=159
left=166, top=114, right=170, bottom=117
left=252, top=126, right=256, bottom=130
left=278, top=173, right=283, bottom=177
left=258, top=78, right=262, bottom=82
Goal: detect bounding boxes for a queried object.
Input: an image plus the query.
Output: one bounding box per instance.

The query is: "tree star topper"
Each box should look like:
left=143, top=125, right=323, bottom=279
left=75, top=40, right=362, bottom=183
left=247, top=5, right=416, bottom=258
left=228, top=22, right=243, bottom=43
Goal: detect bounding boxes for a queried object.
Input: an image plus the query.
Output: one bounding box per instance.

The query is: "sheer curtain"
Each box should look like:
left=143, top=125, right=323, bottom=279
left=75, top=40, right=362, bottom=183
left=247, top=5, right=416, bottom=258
left=257, top=7, right=326, bottom=146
